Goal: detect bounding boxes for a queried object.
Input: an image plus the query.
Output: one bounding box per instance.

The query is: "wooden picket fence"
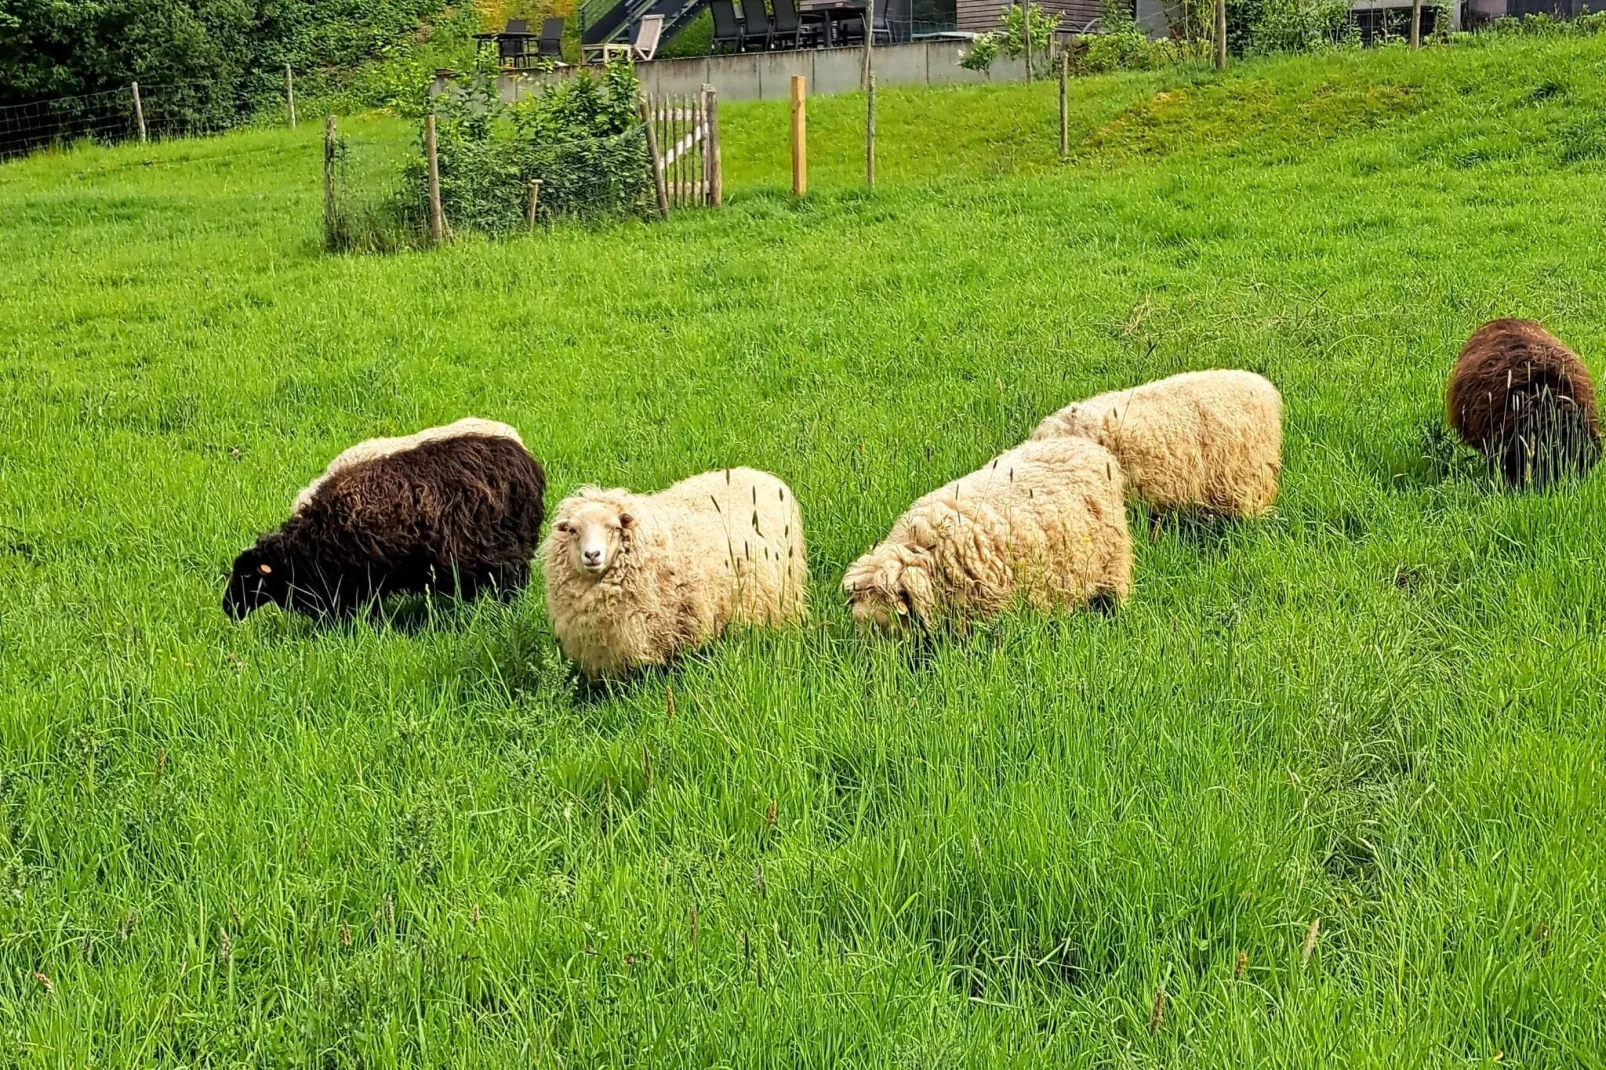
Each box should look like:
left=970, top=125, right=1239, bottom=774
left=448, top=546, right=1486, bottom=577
left=638, top=86, right=722, bottom=216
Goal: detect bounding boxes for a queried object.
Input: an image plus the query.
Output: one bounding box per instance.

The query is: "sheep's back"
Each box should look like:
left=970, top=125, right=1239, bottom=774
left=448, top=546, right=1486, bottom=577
left=297, top=434, right=545, bottom=566
left=896, top=437, right=1128, bottom=613
left=1447, top=319, right=1599, bottom=449
left=651, top=467, right=809, bottom=625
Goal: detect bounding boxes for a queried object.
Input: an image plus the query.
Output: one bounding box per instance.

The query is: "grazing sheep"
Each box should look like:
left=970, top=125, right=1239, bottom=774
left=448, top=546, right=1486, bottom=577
left=1031, top=369, right=1283, bottom=519
left=841, top=436, right=1131, bottom=630
left=543, top=467, right=808, bottom=678
left=1446, top=318, right=1600, bottom=486
left=224, top=419, right=545, bottom=618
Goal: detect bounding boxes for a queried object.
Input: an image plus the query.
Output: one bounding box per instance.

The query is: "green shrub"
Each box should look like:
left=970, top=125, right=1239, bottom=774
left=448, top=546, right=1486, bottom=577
left=657, top=9, right=715, bottom=58
left=959, top=33, right=1001, bottom=72
left=958, top=3, right=1059, bottom=74
left=0, top=0, right=451, bottom=142
left=1074, top=0, right=1197, bottom=72
left=428, top=62, right=651, bottom=234
left=1244, top=0, right=1358, bottom=54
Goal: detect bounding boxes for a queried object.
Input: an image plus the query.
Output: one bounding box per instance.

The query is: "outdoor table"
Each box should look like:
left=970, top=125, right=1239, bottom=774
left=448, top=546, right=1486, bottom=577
left=473, top=31, right=540, bottom=67
left=798, top=0, right=867, bottom=47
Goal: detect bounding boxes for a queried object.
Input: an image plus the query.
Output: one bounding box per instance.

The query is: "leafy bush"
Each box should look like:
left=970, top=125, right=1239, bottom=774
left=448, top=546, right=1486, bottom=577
left=1074, top=0, right=1197, bottom=72
left=0, top=0, right=451, bottom=134
left=428, top=61, right=650, bottom=234
left=1486, top=10, right=1606, bottom=36
left=959, top=33, right=1001, bottom=73
left=1243, top=0, right=1358, bottom=54
left=959, top=3, right=1059, bottom=74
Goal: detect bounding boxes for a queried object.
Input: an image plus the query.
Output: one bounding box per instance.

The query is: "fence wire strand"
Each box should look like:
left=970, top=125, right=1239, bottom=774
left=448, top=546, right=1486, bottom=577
left=328, top=123, right=654, bottom=252
left=1, top=81, right=246, bottom=161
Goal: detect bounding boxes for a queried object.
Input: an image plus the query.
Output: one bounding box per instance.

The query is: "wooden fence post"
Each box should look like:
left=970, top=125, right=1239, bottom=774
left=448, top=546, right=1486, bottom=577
left=639, top=97, right=670, bottom=218
left=131, top=82, right=146, bottom=143
left=424, top=114, right=445, bottom=244
left=866, top=71, right=876, bottom=188
left=527, top=179, right=542, bottom=230
left=1058, top=50, right=1068, bottom=158
left=702, top=83, right=722, bottom=208
left=285, top=64, right=296, bottom=129
left=322, top=115, right=336, bottom=248
left=791, top=75, right=806, bottom=198
left=1022, top=1, right=1032, bottom=83
left=862, top=0, right=873, bottom=89
left=1410, top=0, right=1422, bottom=47
left=1215, top=0, right=1227, bottom=70
left=679, top=93, right=689, bottom=210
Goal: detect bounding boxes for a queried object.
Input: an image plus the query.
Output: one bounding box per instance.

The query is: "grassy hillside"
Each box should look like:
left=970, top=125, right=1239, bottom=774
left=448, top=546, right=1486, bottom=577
left=3, top=36, right=1606, bottom=1066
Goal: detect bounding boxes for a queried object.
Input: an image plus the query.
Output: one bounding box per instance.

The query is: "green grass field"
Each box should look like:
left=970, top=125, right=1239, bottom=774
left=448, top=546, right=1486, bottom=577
left=3, top=35, right=1606, bottom=1066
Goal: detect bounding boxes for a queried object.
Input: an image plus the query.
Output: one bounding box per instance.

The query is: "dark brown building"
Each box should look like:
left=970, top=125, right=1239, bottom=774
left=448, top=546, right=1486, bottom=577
left=957, top=0, right=1106, bottom=34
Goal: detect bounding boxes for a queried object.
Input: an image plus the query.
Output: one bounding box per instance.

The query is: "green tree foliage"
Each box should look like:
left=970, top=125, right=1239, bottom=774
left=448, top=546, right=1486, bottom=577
left=0, top=0, right=448, bottom=109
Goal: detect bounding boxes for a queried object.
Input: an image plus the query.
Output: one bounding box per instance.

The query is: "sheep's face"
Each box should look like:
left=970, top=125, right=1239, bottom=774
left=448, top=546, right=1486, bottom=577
left=842, top=550, right=932, bottom=630
left=553, top=500, right=634, bottom=577
left=224, top=539, right=292, bottom=619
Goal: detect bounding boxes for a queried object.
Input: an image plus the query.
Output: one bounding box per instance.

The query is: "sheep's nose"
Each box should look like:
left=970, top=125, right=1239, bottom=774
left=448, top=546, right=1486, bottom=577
left=582, top=549, right=601, bottom=565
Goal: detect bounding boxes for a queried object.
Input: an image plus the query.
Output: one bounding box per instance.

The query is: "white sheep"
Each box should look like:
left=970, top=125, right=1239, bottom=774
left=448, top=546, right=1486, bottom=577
left=842, top=436, right=1131, bottom=629
left=1031, top=369, right=1283, bottom=518
left=543, top=467, right=808, bottom=678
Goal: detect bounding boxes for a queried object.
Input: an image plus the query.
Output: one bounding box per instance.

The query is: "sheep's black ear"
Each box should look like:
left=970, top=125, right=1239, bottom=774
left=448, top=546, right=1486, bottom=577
left=619, top=513, right=635, bottom=528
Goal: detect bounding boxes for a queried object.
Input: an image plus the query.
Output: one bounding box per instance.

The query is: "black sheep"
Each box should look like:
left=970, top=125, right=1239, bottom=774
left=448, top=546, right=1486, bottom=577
left=1447, top=319, right=1600, bottom=487
left=225, top=420, right=546, bottom=619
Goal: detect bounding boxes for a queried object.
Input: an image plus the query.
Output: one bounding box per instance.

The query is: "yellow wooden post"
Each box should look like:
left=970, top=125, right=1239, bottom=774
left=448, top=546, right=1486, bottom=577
left=791, top=75, right=807, bottom=198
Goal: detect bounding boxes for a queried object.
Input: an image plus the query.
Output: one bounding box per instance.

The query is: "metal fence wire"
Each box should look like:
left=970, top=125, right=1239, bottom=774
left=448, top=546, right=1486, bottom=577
left=327, top=123, right=654, bottom=252
left=0, top=82, right=239, bottom=161
left=435, top=123, right=655, bottom=233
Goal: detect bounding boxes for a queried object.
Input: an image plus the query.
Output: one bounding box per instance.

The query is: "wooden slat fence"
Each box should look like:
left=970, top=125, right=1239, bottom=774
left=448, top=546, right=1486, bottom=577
left=641, top=85, right=722, bottom=213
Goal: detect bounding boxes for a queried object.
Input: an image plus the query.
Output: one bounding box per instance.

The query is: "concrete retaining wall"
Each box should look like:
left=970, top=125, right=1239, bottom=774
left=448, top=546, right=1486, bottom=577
left=434, top=40, right=1032, bottom=105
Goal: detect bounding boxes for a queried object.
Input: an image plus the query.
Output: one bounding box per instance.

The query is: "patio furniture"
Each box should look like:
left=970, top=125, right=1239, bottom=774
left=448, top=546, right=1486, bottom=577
left=596, top=13, right=664, bottom=61
left=499, top=18, right=535, bottom=67
left=772, top=0, right=809, bottom=48
left=832, top=0, right=890, bottom=45
left=711, top=0, right=745, bottom=51
left=871, top=0, right=894, bottom=44
left=538, top=17, right=566, bottom=59
left=740, top=0, right=773, bottom=51
left=798, top=0, right=867, bottom=46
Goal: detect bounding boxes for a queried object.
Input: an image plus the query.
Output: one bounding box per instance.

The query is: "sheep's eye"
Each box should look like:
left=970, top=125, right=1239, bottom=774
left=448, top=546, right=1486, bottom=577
left=555, top=522, right=571, bottom=534
left=257, top=563, right=273, bottom=575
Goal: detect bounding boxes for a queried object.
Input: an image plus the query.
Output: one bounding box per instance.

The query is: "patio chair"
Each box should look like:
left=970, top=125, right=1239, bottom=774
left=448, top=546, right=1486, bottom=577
left=740, top=0, right=773, bottom=51
left=599, top=13, right=665, bottom=61
left=497, top=18, right=533, bottom=68
left=772, top=0, right=805, bottom=48
left=871, top=0, right=894, bottom=43
left=538, top=17, right=566, bottom=60
left=711, top=0, right=744, bottom=51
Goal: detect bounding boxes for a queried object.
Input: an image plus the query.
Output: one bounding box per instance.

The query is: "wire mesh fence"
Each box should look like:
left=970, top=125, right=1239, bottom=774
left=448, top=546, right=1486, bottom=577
left=0, top=81, right=244, bottom=161
left=327, top=121, right=657, bottom=252
left=328, top=131, right=432, bottom=254
left=438, top=123, right=655, bottom=232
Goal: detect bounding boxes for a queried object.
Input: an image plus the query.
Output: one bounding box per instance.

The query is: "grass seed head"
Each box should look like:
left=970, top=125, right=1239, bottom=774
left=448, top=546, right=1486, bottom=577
left=1302, top=918, right=1320, bottom=965
left=1148, top=986, right=1166, bottom=1033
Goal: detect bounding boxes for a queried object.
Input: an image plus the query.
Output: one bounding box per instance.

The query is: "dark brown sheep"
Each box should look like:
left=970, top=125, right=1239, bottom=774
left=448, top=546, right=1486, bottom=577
left=1446, top=319, right=1600, bottom=486
left=225, top=420, right=546, bottom=619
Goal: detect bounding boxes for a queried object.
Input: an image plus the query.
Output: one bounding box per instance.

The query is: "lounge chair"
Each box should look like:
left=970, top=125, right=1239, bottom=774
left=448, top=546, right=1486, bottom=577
left=538, top=18, right=566, bottom=60
left=772, top=0, right=806, bottom=48
left=498, top=18, right=533, bottom=68
left=598, top=13, right=665, bottom=61
left=712, top=0, right=745, bottom=51
left=872, top=0, right=894, bottom=44
left=740, top=0, right=773, bottom=51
